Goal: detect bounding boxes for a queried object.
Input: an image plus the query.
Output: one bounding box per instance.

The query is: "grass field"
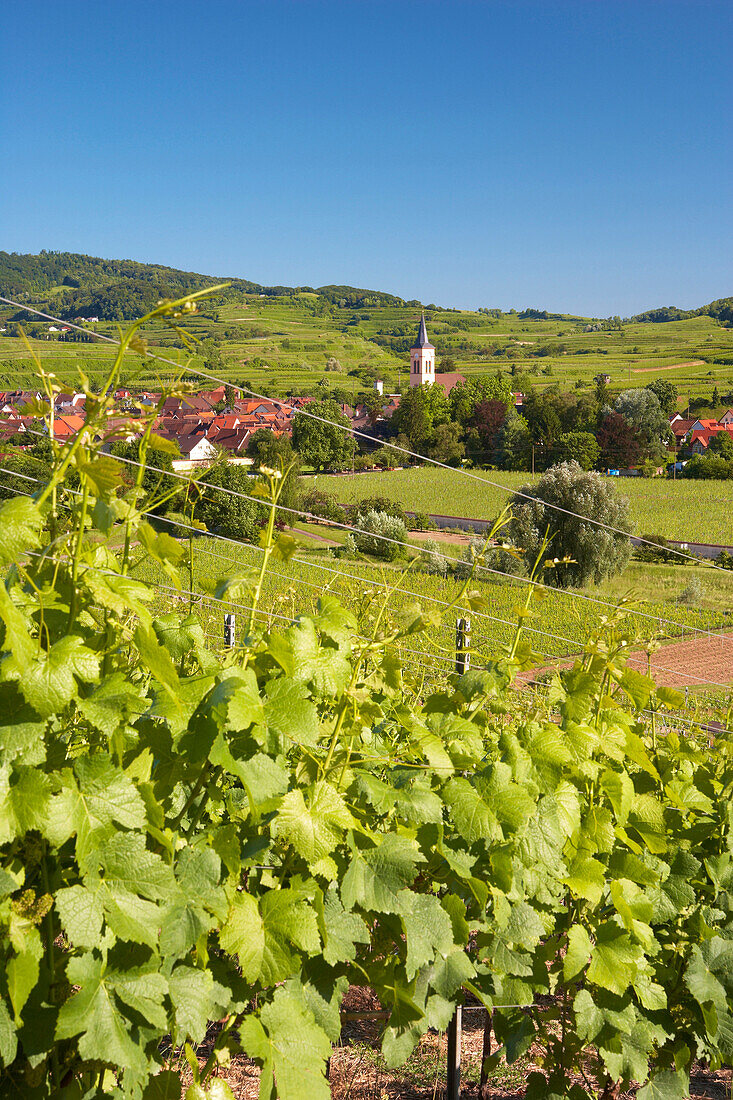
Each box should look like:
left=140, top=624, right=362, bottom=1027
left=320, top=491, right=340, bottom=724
left=131, top=529, right=733, bottom=694
left=2, top=292, right=732, bottom=402
left=315, top=467, right=733, bottom=545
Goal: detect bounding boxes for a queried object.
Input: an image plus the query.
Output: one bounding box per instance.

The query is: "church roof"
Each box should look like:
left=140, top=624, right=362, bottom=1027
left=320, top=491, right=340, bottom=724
left=411, top=313, right=434, bottom=350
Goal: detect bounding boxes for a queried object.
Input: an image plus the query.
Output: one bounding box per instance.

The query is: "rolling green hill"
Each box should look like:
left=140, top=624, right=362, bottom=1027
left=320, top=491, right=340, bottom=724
left=1, top=251, right=732, bottom=405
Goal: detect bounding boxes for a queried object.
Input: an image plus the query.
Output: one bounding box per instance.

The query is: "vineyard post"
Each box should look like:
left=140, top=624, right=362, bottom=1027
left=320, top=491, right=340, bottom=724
left=455, top=616, right=471, bottom=675
left=446, top=616, right=471, bottom=1099
left=446, top=1005, right=462, bottom=1100
left=224, top=613, right=236, bottom=647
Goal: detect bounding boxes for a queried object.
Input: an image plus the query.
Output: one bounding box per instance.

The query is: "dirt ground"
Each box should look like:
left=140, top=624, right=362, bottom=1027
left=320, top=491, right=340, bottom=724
left=521, top=632, right=733, bottom=694
left=183, top=990, right=732, bottom=1099
left=408, top=529, right=473, bottom=545
left=631, top=360, right=705, bottom=374
left=624, top=632, right=733, bottom=690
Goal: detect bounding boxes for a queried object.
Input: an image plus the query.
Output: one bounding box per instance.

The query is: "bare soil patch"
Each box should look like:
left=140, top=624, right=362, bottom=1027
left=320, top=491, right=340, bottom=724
left=181, top=1001, right=732, bottom=1098
left=631, top=359, right=704, bottom=374
left=625, top=632, right=733, bottom=689
left=522, top=632, right=733, bottom=692
left=409, top=529, right=472, bottom=545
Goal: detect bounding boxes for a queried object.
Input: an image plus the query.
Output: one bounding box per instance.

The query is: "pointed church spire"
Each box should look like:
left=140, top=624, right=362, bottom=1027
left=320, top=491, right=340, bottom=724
left=411, top=312, right=434, bottom=350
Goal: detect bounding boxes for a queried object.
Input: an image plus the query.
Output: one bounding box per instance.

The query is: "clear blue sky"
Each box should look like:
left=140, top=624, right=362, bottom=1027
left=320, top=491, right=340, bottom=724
left=2, top=0, right=731, bottom=316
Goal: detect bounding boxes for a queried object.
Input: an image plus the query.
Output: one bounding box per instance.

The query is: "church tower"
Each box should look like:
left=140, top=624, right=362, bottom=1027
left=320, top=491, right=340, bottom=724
left=409, top=313, right=435, bottom=387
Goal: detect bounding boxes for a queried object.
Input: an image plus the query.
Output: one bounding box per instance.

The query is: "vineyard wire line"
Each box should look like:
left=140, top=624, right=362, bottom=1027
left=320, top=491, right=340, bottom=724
left=4, top=466, right=733, bottom=694
left=16, top=428, right=731, bottom=648
left=3, top=465, right=733, bottom=686
left=1, top=292, right=731, bottom=574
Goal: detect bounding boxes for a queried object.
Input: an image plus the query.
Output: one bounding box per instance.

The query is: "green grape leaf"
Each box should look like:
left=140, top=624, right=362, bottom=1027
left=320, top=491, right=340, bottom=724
left=135, top=622, right=180, bottom=701
left=108, top=967, right=168, bottom=1031
left=77, top=673, right=148, bottom=738
left=442, top=778, right=501, bottom=846
left=0, top=764, right=51, bottom=843
left=142, top=1070, right=182, bottom=1100
left=209, top=737, right=289, bottom=805
left=168, top=966, right=216, bottom=1045
left=0, top=997, right=17, bottom=1068
left=286, top=618, right=351, bottom=697
left=104, top=885, right=165, bottom=949
left=298, top=969, right=349, bottom=1043
left=685, top=942, right=729, bottom=1014
left=564, top=925, right=592, bottom=981
left=55, top=885, right=104, bottom=950
left=636, top=1069, right=690, bottom=1100
left=356, top=773, right=442, bottom=824
left=321, top=887, right=370, bottom=965
left=0, top=497, right=42, bottom=566
left=219, top=892, right=265, bottom=982
left=573, top=988, right=604, bottom=1042
left=77, top=454, right=124, bottom=494
left=430, top=949, right=475, bottom=999
left=563, top=854, right=606, bottom=907
left=341, top=834, right=424, bottom=914
left=380, top=986, right=425, bottom=1067
left=205, top=670, right=265, bottom=733
left=616, top=668, right=655, bottom=710
left=98, top=830, right=176, bottom=899
left=240, top=986, right=331, bottom=1100
left=55, top=953, right=148, bottom=1075
left=273, top=781, right=355, bottom=873
left=153, top=614, right=206, bottom=664
left=7, top=937, right=41, bottom=1022
left=4, top=635, right=100, bottom=718
left=396, top=890, right=455, bottom=979
left=264, top=678, right=320, bottom=747
left=55, top=756, right=148, bottom=858
left=587, top=925, right=641, bottom=996
left=258, top=888, right=321, bottom=985
left=505, top=902, right=546, bottom=950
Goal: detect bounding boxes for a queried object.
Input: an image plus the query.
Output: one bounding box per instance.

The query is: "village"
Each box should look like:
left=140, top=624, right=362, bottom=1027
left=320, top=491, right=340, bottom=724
left=1, top=373, right=732, bottom=474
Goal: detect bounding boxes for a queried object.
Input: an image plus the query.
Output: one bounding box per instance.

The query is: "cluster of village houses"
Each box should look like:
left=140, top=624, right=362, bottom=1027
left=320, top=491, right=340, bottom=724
left=0, top=386, right=314, bottom=468
left=670, top=410, right=733, bottom=455
left=0, top=383, right=732, bottom=471
left=0, top=384, right=410, bottom=469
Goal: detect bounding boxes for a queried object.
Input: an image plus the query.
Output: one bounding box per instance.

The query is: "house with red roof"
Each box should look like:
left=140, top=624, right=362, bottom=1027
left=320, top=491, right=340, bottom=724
left=688, top=425, right=733, bottom=454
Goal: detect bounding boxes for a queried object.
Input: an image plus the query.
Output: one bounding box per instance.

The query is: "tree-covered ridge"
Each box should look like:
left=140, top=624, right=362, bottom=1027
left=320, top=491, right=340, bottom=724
left=0, top=251, right=408, bottom=318
left=631, top=296, right=733, bottom=324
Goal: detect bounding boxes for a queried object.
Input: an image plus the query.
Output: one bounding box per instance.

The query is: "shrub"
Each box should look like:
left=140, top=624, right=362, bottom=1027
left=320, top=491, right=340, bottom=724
left=635, top=534, right=683, bottom=565
left=299, top=487, right=343, bottom=522
left=411, top=511, right=435, bottom=531
left=419, top=538, right=448, bottom=576
left=680, top=576, right=704, bottom=605
left=508, top=461, right=632, bottom=588
left=351, top=509, right=407, bottom=560
left=350, top=496, right=407, bottom=527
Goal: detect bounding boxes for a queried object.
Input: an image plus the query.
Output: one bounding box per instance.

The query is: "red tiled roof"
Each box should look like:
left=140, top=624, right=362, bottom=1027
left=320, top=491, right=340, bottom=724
left=433, top=372, right=466, bottom=395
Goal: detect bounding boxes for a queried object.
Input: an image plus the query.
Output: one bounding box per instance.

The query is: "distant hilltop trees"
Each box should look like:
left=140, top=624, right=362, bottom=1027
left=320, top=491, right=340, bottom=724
left=0, top=249, right=730, bottom=325
left=0, top=251, right=408, bottom=321
left=631, top=297, right=733, bottom=324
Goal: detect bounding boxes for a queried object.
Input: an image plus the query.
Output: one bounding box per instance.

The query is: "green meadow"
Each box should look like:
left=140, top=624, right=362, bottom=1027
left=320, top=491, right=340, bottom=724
left=317, top=466, right=733, bottom=545
left=2, top=292, right=733, bottom=404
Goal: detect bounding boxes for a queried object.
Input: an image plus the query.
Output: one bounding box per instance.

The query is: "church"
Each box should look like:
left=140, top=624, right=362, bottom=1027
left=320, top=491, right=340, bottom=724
left=409, top=314, right=465, bottom=395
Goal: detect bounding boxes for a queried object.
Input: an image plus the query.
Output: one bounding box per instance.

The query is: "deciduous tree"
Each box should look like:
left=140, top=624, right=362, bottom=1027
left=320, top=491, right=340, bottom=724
left=508, top=460, right=632, bottom=587
left=292, top=399, right=355, bottom=471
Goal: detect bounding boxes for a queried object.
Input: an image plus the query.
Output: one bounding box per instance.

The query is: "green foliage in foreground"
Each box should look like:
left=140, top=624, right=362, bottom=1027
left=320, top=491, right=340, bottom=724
left=2, top=300, right=733, bottom=1100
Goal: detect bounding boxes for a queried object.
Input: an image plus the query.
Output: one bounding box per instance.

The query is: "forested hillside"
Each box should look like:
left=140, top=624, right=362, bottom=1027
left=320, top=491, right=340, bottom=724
left=0, top=251, right=409, bottom=320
